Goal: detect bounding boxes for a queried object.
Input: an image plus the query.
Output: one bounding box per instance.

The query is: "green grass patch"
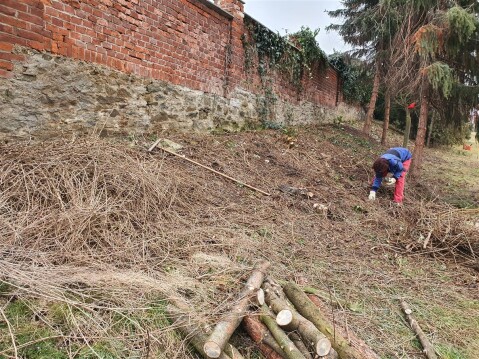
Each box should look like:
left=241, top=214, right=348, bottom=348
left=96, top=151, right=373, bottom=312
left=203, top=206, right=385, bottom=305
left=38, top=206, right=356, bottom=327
left=4, top=300, right=33, bottom=326
left=111, top=299, right=170, bottom=335
left=17, top=333, right=67, bottom=359
left=0, top=297, right=176, bottom=359
left=77, top=340, right=126, bottom=359
left=0, top=281, right=12, bottom=296
left=0, top=299, right=64, bottom=358
left=48, top=302, right=98, bottom=333
left=436, top=343, right=468, bottom=359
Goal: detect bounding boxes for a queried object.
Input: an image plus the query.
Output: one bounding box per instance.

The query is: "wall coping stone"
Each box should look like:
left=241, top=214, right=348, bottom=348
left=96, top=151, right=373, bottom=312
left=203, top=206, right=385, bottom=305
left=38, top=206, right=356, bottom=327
left=195, top=0, right=234, bottom=20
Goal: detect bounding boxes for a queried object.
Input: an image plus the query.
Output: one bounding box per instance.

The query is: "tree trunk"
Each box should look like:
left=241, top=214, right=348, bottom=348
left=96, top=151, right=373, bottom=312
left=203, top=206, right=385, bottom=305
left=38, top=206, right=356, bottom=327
left=282, top=283, right=365, bottom=359
left=381, top=92, right=391, bottom=145
left=410, top=78, right=429, bottom=177
left=426, top=112, right=435, bottom=147
left=260, top=305, right=306, bottom=359
left=363, top=61, right=381, bottom=135
left=204, top=261, right=270, bottom=358
left=166, top=305, right=233, bottom=359
left=263, top=282, right=332, bottom=357
left=243, top=315, right=286, bottom=359
left=403, top=107, right=412, bottom=148
left=400, top=301, right=438, bottom=359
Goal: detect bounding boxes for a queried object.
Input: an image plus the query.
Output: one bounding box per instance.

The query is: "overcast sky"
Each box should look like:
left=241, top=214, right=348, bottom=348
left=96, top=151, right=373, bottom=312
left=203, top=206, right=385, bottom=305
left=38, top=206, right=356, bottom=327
left=243, top=0, right=349, bottom=55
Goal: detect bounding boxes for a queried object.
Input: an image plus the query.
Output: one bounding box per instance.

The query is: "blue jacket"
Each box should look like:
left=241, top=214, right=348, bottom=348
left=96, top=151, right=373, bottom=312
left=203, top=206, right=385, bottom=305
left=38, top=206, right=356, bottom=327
left=372, top=147, right=412, bottom=191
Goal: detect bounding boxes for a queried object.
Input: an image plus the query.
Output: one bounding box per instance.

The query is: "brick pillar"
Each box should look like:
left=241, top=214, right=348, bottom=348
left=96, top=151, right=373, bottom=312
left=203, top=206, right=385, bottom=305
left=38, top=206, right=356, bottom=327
left=216, top=0, right=245, bottom=97
left=216, top=0, right=244, bottom=17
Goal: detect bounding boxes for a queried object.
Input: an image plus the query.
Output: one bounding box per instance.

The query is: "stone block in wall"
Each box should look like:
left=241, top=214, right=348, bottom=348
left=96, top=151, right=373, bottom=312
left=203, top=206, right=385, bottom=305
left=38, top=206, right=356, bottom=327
left=0, top=49, right=360, bottom=140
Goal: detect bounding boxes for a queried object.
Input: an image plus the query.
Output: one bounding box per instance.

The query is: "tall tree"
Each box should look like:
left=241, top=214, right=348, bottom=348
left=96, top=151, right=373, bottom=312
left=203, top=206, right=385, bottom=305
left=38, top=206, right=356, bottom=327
left=403, top=105, right=412, bottom=148
left=362, top=0, right=478, bottom=174
left=409, top=4, right=477, bottom=175
left=328, top=0, right=399, bottom=135
left=381, top=91, right=391, bottom=145
left=331, top=0, right=478, bottom=165
left=363, top=61, right=381, bottom=134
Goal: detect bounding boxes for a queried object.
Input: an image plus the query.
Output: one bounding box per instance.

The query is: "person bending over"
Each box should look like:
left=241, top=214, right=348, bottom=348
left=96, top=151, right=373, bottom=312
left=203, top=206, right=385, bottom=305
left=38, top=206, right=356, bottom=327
left=368, top=147, right=412, bottom=204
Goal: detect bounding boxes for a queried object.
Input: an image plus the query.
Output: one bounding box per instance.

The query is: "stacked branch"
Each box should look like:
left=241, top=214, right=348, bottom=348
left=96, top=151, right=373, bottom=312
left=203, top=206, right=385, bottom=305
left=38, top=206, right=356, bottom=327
left=307, top=295, right=380, bottom=359
left=166, top=305, right=244, bottom=359
left=289, top=332, right=313, bottom=359
left=260, top=305, right=306, bottom=359
left=263, top=281, right=332, bottom=357
left=243, top=315, right=285, bottom=359
left=283, top=282, right=368, bottom=359
left=241, top=280, right=378, bottom=359
left=204, top=261, right=270, bottom=358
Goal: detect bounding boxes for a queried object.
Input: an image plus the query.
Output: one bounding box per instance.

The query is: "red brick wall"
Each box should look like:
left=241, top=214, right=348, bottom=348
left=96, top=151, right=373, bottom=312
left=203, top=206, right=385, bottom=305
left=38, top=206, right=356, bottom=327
left=239, top=16, right=340, bottom=107
left=0, top=0, right=341, bottom=106
left=304, top=65, right=341, bottom=107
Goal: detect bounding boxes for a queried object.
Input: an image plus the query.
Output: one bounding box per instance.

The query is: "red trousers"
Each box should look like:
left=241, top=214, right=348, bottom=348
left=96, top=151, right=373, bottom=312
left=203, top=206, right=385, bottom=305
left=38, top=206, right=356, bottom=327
left=393, top=159, right=411, bottom=203
left=371, top=159, right=411, bottom=203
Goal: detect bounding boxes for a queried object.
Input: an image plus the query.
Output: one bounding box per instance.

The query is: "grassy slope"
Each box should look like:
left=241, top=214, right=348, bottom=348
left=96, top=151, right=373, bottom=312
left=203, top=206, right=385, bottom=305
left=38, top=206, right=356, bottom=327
left=423, top=143, right=479, bottom=208
left=0, top=121, right=478, bottom=359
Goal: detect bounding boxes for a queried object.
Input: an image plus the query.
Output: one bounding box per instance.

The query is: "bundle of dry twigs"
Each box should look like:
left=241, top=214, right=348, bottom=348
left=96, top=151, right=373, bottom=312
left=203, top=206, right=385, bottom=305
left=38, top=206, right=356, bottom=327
left=0, top=138, right=250, bottom=358
left=400, top=201, right=478, bottom=259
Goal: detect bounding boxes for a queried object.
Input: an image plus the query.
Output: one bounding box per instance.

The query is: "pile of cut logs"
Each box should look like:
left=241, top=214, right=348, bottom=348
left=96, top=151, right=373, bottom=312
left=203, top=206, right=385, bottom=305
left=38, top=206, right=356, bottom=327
left=167, top=262, right=380, bottom=359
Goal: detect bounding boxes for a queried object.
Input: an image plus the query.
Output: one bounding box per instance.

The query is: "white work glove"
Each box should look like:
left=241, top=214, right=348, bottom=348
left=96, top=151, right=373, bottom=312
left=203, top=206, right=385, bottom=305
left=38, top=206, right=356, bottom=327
left=385, top=177, right=397, bottom=186
left=368, top=191, right=376, bottom=200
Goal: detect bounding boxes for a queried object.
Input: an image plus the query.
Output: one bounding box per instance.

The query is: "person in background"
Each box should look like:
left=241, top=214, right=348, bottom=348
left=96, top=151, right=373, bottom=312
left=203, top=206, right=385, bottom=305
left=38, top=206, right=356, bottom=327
left=368, top=147, right=412, bottom=205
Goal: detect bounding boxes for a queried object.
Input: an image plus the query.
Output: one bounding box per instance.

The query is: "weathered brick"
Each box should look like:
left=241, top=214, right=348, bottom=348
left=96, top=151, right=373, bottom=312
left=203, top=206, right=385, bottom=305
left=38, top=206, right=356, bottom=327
left=29, top=6, right=44, bottom=18
left=51, top=17, right=63, bottom=27
left=0, top=68, right=13, bottom=77
left=51, top=1, right=65, bottom=11
left=16, top=28, right=46, bottom=42
left=27, top=39, right=46, bottom=51
left=0, top=52, right=24, bottom=61
left=17, top=9, right=44, bottom=25
left=0, top=5, right=16, bottom=17
left=0, top=42, right=13, bottom=51
left=0, top=23, right=14, bottom=34
left=2, top=0, right=28, bottom=13
left=0, top=33, right=28, bottom=46
left=0, top=59, right=13, bottom=70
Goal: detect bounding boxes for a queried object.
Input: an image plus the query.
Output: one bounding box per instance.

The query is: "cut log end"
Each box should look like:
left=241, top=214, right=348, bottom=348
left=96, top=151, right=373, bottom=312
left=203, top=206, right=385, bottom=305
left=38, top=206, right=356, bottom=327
left=257, top=288, right=265, bottom=306
left=203, top=341, right=222, bottom=358
left=316, top=337, right=332, bottom=356
left=276, top=309, right=293, bottom=326
left=400, top=300, right=413, bottom=315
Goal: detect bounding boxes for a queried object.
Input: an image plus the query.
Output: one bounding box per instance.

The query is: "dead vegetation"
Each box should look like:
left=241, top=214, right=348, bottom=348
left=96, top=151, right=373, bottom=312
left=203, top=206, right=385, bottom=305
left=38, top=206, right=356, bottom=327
left=0, top=123, right=477, bottom=358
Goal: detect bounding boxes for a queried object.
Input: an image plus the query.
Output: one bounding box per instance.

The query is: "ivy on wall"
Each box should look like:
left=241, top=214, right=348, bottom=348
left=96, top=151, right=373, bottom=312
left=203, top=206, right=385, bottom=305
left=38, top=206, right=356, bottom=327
left=328, top=52, right=372, bottom=108
left=241, top=17, right=328, bottom=125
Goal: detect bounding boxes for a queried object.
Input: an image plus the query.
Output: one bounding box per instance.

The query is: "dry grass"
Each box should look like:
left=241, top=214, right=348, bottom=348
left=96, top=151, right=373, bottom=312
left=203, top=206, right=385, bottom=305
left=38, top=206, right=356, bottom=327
left=0, top=138, right=251, bottom=357
left=0, top=124, right=477, bottom=358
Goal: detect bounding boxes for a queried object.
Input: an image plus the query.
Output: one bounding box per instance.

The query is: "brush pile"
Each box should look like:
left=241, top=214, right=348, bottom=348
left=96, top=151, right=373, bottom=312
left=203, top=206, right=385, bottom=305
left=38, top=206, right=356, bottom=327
left=0, top=139, right=180, bottom=265
left=0, top=138, right=252, bottom=357
left=402, top=201, right=479, bottom=257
